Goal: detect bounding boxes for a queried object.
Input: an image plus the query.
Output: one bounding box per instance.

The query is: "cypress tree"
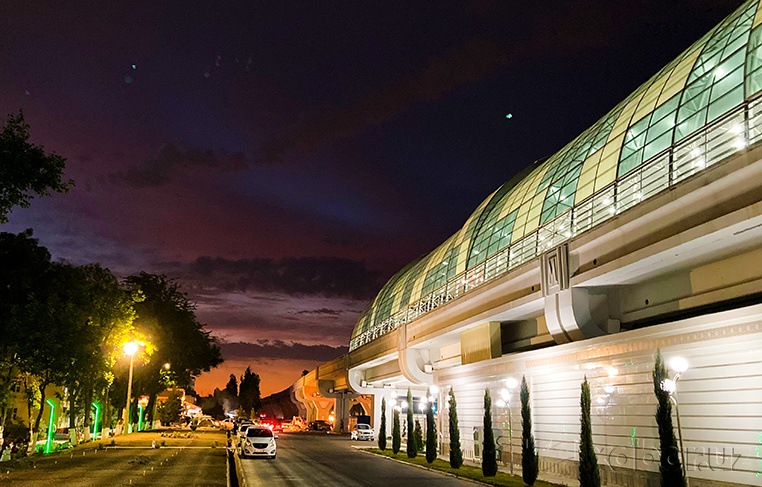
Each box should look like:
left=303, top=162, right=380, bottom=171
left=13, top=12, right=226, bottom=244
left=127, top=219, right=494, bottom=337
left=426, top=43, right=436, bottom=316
left=392, top=405, right=401, bottom=454
left=521, top=375, right=539, bottom=486
left=425, top=390, right=437, bottom=463
left=406, top=388, right=417, bottom=458
left=482, top=388, right=498, bottom=477
left=414, top=419, right=424, bottom=453
left=379, top=397, right=387, bottom=451
left=653, top=350, right=686, bottom=487
left=448, top=388, right=463, bottom=468
left=579, top=377, right=600, bottom=487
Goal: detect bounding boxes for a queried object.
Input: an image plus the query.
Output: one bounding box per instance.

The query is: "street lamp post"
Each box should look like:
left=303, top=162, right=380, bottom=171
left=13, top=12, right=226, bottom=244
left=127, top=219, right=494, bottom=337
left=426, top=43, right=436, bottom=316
left=123, top=341, right=140, bottom=435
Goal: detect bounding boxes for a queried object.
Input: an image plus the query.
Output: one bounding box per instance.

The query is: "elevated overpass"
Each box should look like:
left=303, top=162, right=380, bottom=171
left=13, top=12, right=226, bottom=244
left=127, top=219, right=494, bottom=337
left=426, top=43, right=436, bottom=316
left=275, top=2, right=762, bottom=485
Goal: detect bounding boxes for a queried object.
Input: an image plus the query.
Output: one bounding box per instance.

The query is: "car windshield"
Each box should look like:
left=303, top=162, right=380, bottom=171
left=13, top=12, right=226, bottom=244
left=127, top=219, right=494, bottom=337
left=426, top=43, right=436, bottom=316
left=247, top=428, right=274, bottom=437
left=357, top=424, right=370, bottom=429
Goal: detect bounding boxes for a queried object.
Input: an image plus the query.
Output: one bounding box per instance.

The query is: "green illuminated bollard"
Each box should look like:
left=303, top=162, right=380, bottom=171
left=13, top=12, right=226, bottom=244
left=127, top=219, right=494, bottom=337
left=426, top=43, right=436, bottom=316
left=45, top=399, right=55, bottom=454
left=92, top=402, right=101, bottom=439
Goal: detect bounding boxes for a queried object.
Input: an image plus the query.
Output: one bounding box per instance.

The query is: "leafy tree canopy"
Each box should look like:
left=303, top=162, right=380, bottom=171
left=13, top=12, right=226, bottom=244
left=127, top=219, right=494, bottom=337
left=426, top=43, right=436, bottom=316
left=0, top=111, right=73, bottom=224
left=124, top=273, right=223, bottom=400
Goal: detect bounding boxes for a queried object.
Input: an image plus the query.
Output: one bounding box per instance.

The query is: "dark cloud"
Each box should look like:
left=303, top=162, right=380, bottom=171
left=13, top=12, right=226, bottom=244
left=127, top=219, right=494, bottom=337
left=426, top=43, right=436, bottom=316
left=190, top=256, right=381, bottom=300
left=110, top=144, right=249, bottom=188
left=220, top=340, right=348, bottom=361
left=257, top=39, right=509, bottom=164
left=295, top=308, right=342, bottom=316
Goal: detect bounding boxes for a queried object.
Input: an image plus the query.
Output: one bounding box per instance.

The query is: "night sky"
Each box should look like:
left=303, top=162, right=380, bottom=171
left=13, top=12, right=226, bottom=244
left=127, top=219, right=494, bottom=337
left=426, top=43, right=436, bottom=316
left=0, top=1, right=740, bottom=396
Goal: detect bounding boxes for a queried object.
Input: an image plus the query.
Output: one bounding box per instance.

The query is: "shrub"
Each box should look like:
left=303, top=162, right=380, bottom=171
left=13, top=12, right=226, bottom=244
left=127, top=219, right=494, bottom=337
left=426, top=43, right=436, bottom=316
left=521, top=376, right=539, bottom=485
left=579, top=377, right=600, bottom=487
left=406, top=389, right=416, bottom=458
left=482, top=388, right=498, bottom=477
left=425, top=391, right=437, bottom=463
left=448, top=388, right=463, bottom=469
left=392, top=406, right=401, bottom=454
left=379, top=397, right=387, bottom=451
left=653, top=350, right=686, bottom=487
left=413, top=419, right=423, bottom=453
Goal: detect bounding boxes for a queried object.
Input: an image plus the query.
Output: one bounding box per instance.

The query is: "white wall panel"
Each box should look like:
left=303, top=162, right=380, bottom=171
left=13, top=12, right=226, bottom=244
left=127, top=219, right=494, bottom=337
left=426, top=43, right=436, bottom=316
left=436, top=304, right=762, bottom=485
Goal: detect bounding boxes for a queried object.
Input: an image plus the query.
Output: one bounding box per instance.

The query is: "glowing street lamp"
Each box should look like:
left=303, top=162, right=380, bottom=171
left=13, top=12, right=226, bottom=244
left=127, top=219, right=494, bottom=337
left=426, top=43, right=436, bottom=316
left=45, top=399, right=56, bottom=454
left=122, top=340, right=143, bottom=434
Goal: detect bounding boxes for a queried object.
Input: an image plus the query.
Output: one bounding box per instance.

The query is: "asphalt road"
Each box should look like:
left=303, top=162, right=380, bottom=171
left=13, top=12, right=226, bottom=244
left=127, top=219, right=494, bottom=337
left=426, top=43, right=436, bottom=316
left=238, top=432, right=474, bottom=487
left=0, top=429, right=227, bottom=487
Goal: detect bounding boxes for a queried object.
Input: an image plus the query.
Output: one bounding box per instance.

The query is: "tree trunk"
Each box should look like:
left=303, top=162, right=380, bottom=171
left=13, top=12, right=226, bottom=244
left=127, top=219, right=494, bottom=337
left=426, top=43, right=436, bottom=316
left=68, top=386, right=78, bottom=444
left=83, top=381, right=93, bottom=441
left=101, top=386, right=111, bottom=437
left=31, top=380, right=49, bottom=452
left=33, top=381, right=49, bottom=433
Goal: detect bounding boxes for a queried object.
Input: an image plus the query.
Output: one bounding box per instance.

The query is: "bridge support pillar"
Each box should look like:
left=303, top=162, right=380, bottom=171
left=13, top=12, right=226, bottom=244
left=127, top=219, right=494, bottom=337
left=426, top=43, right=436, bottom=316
left=318, top=380, right=358, bottom=434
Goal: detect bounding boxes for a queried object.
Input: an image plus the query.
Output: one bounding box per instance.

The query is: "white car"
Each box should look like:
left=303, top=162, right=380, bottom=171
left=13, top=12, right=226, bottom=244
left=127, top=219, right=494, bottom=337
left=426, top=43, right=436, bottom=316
left=236, top=423, right=253, bottom=447
left=240, top=427, right=277, bottom=459
left=351, top=424, right=374, bottom=441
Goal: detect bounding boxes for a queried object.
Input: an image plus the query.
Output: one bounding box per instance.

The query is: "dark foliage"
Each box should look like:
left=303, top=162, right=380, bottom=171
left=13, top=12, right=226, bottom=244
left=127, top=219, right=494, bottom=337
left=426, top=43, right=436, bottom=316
left=406, top=388, right=416, bottom=458
left=379, top=397, right=387, bottom=451
left=579, top=377, right=600, bottom=487
left=425, top=392, right=437, bottom=463
left=448, top=388, right=463, bottom=468
left=521, top=376, right=539, bottom=485
left=653, top=350, right=686, bottom=487
left=0, top=111, right=73, bottom=223
left=482, top=388, right=498, bottom=477
left=392, top=406, right=401, bottom=454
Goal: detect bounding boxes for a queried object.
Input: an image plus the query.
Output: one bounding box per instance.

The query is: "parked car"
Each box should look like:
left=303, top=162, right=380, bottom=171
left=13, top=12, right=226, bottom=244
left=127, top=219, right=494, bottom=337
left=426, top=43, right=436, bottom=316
left=236, top=423, right=253, bottom=447
left=308, top=420, right=331, bottom=432
left=239, top=427, right=277, bottom=459
left=350, top=423, right=374, bottom=441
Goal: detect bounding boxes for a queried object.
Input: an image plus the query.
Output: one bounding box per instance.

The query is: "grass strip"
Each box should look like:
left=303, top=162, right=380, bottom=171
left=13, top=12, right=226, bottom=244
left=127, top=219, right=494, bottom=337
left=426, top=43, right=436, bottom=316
left=365, top=448, right=566, bottom=487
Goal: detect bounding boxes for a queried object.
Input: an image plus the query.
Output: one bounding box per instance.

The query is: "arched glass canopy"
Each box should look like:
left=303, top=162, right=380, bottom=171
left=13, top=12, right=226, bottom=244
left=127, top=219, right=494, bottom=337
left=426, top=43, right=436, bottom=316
left=351, top=0, right=762, bottom=351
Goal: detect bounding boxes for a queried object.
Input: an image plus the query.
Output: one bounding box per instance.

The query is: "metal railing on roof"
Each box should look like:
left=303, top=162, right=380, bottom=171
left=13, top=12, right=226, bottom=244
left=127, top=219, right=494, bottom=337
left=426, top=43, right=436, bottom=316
left=349, top=100, right=759, bottom=351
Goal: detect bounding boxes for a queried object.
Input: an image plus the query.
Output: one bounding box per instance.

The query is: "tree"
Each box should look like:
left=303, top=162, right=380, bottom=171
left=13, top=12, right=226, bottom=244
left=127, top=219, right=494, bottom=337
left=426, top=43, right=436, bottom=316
left=239, top=367, right=261, bottom=416
left=73, top=264, right=137, bottom=439
left=21, top=263, right=94, bottom=437
left=158, top=390, right=183, bottom=425
left=579, top=377, right=600, bottom=487
left=482, top=388, right=498, bottom=477
left=392, top=405, right=401, bottom=454
left=448, top=388, right=463, bottom=468
left=225, top=374, right=238, bottom=399
left=653, top=350, right=686, bottom=487
left=406, top=388, right=416, bottom=458
left=521, top=376, right=539, bottom=485
left=123, top=273, right=223, bottom=423
left=378, top=397, right=387, bottom=450
left=0, top=111, right=73, bottom=224
left=425, top=392, right=437, bottom=463
left=0, top=230, right=52, bottom=432
left=413, top=419, right=423, bottom=453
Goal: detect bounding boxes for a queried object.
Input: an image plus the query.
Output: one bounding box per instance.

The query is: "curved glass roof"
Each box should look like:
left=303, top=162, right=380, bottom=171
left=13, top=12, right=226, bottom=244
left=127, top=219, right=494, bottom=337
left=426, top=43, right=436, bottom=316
left=350, top=0, right=762, bottom=350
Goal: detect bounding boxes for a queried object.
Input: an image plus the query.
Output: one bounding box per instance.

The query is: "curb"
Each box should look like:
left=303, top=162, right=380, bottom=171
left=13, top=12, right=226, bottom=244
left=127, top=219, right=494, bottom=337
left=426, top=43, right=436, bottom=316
left=353, top=447, right=495, bottom=487
left=232, top=448, right=246, bottom=487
